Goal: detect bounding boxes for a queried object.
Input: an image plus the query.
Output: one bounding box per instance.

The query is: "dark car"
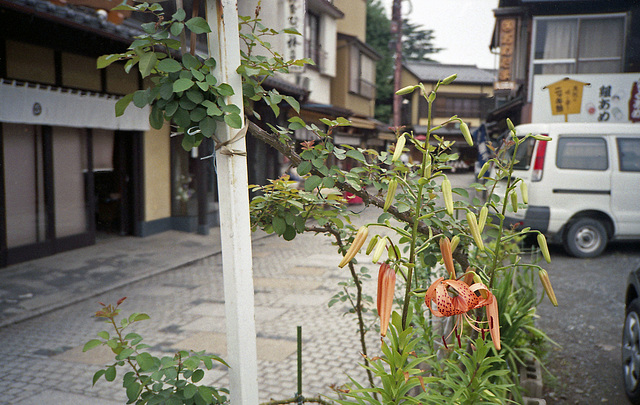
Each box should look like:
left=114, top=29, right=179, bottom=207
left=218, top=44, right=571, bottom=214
left=623, top=267, right=640, bottom=403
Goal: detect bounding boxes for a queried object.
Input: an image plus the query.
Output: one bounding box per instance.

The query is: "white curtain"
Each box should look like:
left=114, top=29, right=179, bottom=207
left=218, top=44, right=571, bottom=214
left=539, top=18, right=577, bottom=74
left=578, top=17, right=624, bottom=73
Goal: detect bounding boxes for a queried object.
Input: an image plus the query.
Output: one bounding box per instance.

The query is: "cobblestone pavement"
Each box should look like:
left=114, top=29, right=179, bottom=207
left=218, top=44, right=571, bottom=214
left=0, top=209, right=390, bottom=404
left=0, top=173, right=477, bottom=404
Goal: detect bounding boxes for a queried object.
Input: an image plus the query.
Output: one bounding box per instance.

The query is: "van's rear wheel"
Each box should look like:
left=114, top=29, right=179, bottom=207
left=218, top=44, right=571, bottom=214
left=564, top=218, right=608, bottom=258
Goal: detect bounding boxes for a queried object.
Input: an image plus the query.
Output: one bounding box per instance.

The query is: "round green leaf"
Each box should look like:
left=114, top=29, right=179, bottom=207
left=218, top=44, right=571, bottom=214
left=165, top=100, right=179, bottom=117
left=224, top=113, right=243, bottom=129
left=172, top=8, right=186, bottom=21
left=170, top=22, right=185, bottom=37
left=115, top=93, right=134, bottom=117
left=105, top=365, right=117, bottom=382
left=157, top=58, right=182, bottom=73
left=272, top=216, right=286, bottom=235
left=304, top=175, right=322, bottom=192
left=181, top=53, right=200, bottom=70
left=173, top=78, right=194, bottom=93
left=186, top=88, right=204, bottom=104
left=149, top=105, right=164, bottom=129
left=173, top=108, right=192, bottom=128
left=283, top=225, right=296, bottom=241
left=83, top=339, right=102, bottom=352
left=190, top=107, right=206, bottom=122
left=183, top=383, right=198, bottom=399
left=186, top=16, right=211, bottom=34
left=191, top=369, right=205, bottom=383
left=199, top=116, right=217, bottom=138
left=297, top=161, right=312, bottom=176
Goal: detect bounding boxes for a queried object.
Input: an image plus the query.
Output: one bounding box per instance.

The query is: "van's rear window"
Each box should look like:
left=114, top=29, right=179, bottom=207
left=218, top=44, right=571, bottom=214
left=509, top=137, right=535, bottom=170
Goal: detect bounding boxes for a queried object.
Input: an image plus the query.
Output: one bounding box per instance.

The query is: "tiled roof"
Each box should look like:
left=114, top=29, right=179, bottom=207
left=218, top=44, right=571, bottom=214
left=405, top=61, right=497, bottom=84
left=1, top=0, right=142, bottom=42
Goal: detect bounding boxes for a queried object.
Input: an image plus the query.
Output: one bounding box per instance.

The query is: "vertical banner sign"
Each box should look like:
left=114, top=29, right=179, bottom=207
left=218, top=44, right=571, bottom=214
left=286, top=0, right=305, bottom=73
left=498, top=18, right=516, bottom=82
left=532, top=74, right=640, bottom=123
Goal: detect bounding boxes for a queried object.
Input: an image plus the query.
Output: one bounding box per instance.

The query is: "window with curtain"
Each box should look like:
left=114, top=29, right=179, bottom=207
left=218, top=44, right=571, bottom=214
left=305, top=12, right=322, bottom=70
left=349, top=47, right=376, bottom=99
left=532, top=14, right=625, bottom=76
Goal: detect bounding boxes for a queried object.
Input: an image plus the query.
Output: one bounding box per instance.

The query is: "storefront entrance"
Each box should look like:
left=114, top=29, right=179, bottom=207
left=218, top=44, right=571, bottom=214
left=0, top=123, right=141, bottom=266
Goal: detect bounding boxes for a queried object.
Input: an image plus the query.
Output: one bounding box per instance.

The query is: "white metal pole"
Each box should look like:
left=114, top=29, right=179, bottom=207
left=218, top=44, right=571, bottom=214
left=205, top=1, right=259, bottom=403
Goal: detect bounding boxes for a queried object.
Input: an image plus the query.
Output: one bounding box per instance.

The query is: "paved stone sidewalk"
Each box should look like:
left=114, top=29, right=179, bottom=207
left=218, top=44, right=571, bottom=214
left=0, top=173, right=477, bottom=404
left=0, top=207, right=386, bottom=404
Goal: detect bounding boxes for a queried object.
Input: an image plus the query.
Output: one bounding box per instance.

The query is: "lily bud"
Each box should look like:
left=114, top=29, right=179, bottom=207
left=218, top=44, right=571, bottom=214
left=478, top=206, right=488, bottom=233
left=442, top=176, right=453, bottom=216
left=372, top=237, right=387, bottom=263
left=477, top=161, right=491, bottom=179
left=510, top=191, right=518, bottom=213
left=539, top=269, right=558, bottom=306
left=439, top=236, right=456, bottom=278
left=466, top=211, right=485, bottom=251
left=366, top=234, right=380, bottom=255
left=441, top=74, right=457, bottom=85
left=396, top=85, right=417, bottom=95
left=427, top=91, right=436, bottom=103
left=506, top=118, right=515, bottom=132
left=392, top=135, right=406, bottom=162
left=338, top=226, right=369, bottom=268
left=537, top=233, right=551, bottom=263
left=377, top=263, right=396, bottom=337
left=520, top=181, right=529, bottom=204
left=460, top=122, right=473, bottom=146
left=533, top=134, right=552, bottom=141
left=423, top=154, right=432, bottom=179
left=450, top=235, right=460, bottom=253
left=384, top=179, right=397, bottom=211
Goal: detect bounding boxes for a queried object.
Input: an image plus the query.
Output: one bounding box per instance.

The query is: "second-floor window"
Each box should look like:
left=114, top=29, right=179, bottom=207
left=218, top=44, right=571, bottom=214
left=349, top=47, right=376, bottom=99
left=305, top=11, right=323, bottom=70
left=531, top=14, right=626, bottom=75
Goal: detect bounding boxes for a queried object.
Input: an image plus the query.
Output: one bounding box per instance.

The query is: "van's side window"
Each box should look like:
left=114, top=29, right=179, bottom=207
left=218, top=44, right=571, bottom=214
left=617, top=138, right=640, bottom=172
left=556, top=137, right=608, bottom=170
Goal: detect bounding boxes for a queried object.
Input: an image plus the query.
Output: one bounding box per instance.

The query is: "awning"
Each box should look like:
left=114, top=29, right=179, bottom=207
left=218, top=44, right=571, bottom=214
left=0, top=80, right=150, bottom=131
left=347, top=116, right=378, bottom=130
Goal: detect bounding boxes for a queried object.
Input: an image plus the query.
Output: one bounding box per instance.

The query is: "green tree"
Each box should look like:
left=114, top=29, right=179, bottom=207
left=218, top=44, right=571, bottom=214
left=366, top=0, right=442, bottom=123
left=402, top=17, right=442, bottom=61
left=366, top=0, right=394, bottom=123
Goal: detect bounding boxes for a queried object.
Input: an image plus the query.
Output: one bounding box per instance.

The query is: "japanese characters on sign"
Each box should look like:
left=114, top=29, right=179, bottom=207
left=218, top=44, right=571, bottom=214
left=532, top=73, right=640, bottom=123
left=286, top=0, right=305, bottom=73
left=498, top=18, right=516, bottom=83
left=543, top=78, right=588, bottom=120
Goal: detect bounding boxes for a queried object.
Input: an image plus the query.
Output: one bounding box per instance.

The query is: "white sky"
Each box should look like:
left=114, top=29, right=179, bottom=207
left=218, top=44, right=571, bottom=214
left=382, top=0, right=499, bottom=69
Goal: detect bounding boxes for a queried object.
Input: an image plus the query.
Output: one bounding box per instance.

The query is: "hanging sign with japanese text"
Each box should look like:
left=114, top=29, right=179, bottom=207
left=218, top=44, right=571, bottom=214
left=285, top=0, right=305, bottom=73
left=532, top=73, right=640, bottom=123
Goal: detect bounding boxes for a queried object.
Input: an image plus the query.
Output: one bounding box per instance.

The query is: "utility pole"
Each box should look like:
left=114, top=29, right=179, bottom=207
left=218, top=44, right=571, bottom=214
left=391, top=0, right=402, bottom=128
left=205, top=0, right=259, bottom=403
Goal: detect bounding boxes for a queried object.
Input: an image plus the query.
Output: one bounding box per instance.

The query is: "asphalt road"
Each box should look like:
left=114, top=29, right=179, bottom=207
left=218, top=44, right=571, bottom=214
left=537, top=240, right=640, bottom=404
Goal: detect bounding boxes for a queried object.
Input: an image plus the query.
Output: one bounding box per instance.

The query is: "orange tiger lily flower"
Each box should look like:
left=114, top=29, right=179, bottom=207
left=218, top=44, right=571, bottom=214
left=425, top=275, right=501, bottom=350
left=377, top=263, right=396, bottom=337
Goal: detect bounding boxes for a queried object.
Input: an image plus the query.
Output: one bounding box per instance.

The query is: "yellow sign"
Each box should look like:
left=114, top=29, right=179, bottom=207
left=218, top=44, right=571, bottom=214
left=543, top=78, right=590, bottom=121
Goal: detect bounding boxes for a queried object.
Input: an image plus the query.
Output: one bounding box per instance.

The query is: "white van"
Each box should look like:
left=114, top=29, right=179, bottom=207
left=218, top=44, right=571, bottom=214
left=494, top=123, right=640, bottom=258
